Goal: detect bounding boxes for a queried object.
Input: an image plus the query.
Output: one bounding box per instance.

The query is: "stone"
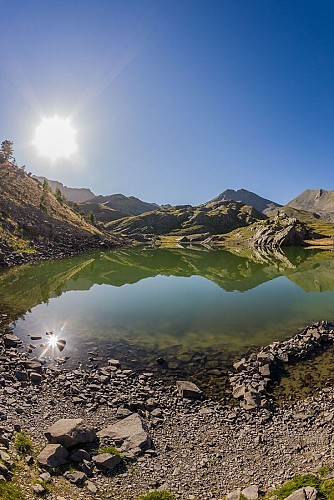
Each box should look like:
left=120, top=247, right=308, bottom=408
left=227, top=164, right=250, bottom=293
left=242, top=485, right=259, bottom=500
left=233, top=360, right=246, bottom=372
left=37, top=444, right=69, bottom=467
left=116, top=407, right=133, bottom=419
left=259, top=364, right=271, bottom=377
left=45, top=418, right=96, bottom=448
left=86, top=480, right=97, bottom=493
left=97, top=413, right=151, bottom=452
left=3, top=334, right=21, bottom=347
left=64, top=470, right=86, bottom=486
left=176, top=380, right=202, bottom=400
left=285, top=487, right=317, bottom=500
left=14, top=370, right=28, bottom=381
left=30, top=372, right=42, bottom=384
left=92, top=453, right=121, bottom=470
left=70, top=448, right=91, bottom=462
left=227, top=488, right=241, bottom=500
left=39, top=472, right=52, bottom=483
left=33, top=484, right=46, bottom=494
left=108, top=359, right=121, bottom=367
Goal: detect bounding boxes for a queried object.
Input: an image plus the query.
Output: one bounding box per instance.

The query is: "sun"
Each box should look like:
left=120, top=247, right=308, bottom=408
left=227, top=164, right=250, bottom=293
left=33, top=116, right=78, bottom=160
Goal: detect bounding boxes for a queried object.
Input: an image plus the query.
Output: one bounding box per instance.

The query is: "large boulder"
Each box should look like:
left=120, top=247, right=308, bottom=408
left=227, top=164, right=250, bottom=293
left=37, top=444, right=69, bottom=467
left=285, top=487, right=317, bottom=500
left=97, top=413, right=151, bottom=452
left=45, top=418, right=96, bottom=448
left=250, top=216, right=317, bottom=248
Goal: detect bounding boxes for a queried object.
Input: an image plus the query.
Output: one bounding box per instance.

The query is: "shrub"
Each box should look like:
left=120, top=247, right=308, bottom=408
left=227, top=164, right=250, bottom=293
left=138, top=491, right=175, bottom=500
left=14, top=431, right=33, bottom=454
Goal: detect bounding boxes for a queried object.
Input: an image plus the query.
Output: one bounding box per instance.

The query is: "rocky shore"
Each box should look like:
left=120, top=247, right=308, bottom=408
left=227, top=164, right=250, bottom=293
left=1, top=323, right=334, bottom=499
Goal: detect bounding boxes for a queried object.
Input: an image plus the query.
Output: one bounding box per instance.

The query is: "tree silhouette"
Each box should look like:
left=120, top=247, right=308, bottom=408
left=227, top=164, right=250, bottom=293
left=0, top=140, right=14, bottom=163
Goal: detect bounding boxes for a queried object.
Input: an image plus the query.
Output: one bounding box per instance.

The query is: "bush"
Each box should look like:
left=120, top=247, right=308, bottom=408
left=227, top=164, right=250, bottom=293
left=139, top=491, right=175, bottom=500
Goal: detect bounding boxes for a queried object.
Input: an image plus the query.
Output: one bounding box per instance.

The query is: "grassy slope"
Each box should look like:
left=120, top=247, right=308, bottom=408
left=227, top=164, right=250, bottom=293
left=0, top=162, right=118, bottom=259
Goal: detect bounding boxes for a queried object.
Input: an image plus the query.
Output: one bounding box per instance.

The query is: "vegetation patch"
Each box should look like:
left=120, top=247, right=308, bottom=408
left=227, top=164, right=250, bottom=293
left=97, top=445, right=121, bottom=456
left=14, top=431, right=33, bottom=455
left=0, top=481, right=25, bottom=500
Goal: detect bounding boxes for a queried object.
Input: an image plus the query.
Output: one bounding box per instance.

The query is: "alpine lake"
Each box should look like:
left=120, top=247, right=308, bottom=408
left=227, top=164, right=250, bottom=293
left=2, top=245, right=334, bottom=400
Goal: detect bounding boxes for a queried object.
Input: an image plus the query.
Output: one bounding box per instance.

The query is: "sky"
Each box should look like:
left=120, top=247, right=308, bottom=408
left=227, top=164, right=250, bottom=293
left=0, top=0, right=333, bottom=206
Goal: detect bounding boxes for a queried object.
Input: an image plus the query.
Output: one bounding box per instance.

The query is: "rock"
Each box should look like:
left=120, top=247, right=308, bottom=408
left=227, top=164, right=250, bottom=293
left=14, top=370, right=28, bottom=381
left=285, top=487, right=317, bottom=500
left=37, top=444, right=69, bottom=467
left=30, top=372, right=42, bottom=384
left=86, top=480, right=97, bottom=493
left=116, top=407, right=133, bottom=419
left=242, top=485, right=259, bottom=500
left=108, top=359, right=121, bottom=367
left=3, top=334, right=21, bottom=347
left=33, top=484, right=46, bottom=494
left=45, top=418, right=96, bottom=448
left=97, top=413, right=151, bottom=452
left=39, top=472, right=52, bottom=483
left=92, top=453, right=121, bottom=470
left=56, top=339, right=66, bottom=351
left=70, top=448, right=91, bottom=462
left=176, top=380, right=202, bottom=400
left=64, top=470, right=86, bottom=486
left=227, top=488, right=241, bottom=500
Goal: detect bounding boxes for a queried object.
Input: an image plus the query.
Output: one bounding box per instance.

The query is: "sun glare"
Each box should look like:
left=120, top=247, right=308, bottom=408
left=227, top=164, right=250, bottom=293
left=33, top=116, right=78, bottom=160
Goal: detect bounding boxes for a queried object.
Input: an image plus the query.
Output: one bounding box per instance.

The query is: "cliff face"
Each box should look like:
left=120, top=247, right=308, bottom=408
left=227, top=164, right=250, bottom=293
left=35, top=176, right=95, bottom=202
left=0, top=163, right=122, bottom=267
left=287, top=189, right=334, bottom=221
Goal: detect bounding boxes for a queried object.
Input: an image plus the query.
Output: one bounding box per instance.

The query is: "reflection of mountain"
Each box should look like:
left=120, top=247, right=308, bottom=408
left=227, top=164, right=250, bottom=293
left=1, top=246, right=334, bottom=326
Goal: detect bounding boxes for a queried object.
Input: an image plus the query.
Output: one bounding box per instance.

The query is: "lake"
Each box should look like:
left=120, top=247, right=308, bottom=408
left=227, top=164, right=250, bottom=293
left=2, top=245, right=334, bottom=389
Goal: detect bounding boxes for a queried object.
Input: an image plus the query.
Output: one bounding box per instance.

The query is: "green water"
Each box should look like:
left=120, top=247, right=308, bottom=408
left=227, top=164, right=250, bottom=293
left=2, top=245, right=334, bottom=380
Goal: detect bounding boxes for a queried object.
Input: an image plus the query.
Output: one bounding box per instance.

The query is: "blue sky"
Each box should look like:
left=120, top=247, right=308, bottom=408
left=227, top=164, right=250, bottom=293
left=0, top=0, right=333, bottom=205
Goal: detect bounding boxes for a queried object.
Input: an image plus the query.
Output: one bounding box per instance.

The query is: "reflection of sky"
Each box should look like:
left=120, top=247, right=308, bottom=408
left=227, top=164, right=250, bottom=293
left=12, top=274, right=334, bottom=353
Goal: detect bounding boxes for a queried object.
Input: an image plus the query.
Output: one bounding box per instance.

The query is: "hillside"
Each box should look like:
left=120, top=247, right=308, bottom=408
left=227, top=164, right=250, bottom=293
left=106, top=200, right=266, bottom=238
left=210, top=188, right=282, bottom=213
left=35, top=176, right=95, bottom=202
left=287, top=189, right=334, bottom=221
left=0, top=162, right=122, bottom=267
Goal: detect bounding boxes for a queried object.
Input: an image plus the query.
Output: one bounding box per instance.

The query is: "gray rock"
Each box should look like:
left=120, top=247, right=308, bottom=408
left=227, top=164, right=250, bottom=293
left=70, top=448, right=91, bottom=462
left=227, top=488, right=241, bottom=500
left=92, top=453, right=121, bottom=470
left=32, top=484, right=45, bottom=494
left=45, top=418, right=96, bottom=448
left=242, top=485, right=259, bottom=500
left=30, top=372, right=42, bottom=384
left=39, top=472, right=51, bottom=483
left=176, top=380, right=202, bottom=400
left=86, top=480, right=97, bottom=493
left=97, top=413, right=151, bottom=452
left=64, top=470, right=86, bottom=486
left=285, top=487, right=317, bottom=500
left=37, top=444, right=69, bottom=467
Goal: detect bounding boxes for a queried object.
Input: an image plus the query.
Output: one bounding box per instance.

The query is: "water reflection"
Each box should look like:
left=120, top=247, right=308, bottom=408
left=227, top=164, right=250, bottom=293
left=1, top=246, right=334, bottom=378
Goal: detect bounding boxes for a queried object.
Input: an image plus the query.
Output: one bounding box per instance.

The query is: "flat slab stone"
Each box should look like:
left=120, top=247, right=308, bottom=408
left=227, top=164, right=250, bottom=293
left=227, top=488, right=241, bottom=500
left=285, top=487, right=318, bottom=500
left=92, top=453, right=121, bottom=470
left=242, top=485, right=259, bottom=500
left=176, top=380, right=202, bottom=400
left=45, top=418, right=96, bottom=448
left=97, top=413, right=151, bottom=452
left=37, top=444, right=69, bottom=467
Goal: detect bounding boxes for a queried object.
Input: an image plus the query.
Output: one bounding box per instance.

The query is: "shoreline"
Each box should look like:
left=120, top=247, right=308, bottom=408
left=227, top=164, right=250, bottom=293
left=1, top=323, right=334, bottom=499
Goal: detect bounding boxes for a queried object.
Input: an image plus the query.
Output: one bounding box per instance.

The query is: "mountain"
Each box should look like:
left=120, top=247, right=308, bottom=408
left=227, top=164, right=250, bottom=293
left=107, top=200, right=266, bottom=237
left=209, top=188, right=282, bottom=213
left=286, top=189, right=334, bottom=222
left=35, top=176, right=95, bottom=202
left=0, top=163, right=121, bottom=267
left=89, top=193, right=159, bottom=215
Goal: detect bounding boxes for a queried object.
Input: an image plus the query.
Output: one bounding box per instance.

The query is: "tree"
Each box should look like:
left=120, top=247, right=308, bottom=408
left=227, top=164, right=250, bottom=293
left=0, top=140, right=14, bottom=163
left=55, top=187, right=64, bottom=204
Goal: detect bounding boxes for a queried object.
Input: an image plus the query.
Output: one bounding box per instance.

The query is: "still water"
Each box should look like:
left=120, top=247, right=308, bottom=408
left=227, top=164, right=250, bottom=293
left=1, top=246, right=334, bottom=380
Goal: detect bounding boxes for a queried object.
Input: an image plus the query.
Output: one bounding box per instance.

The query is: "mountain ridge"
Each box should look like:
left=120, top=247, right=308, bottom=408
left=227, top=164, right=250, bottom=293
left=209, top=188, right=282, bottom=213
